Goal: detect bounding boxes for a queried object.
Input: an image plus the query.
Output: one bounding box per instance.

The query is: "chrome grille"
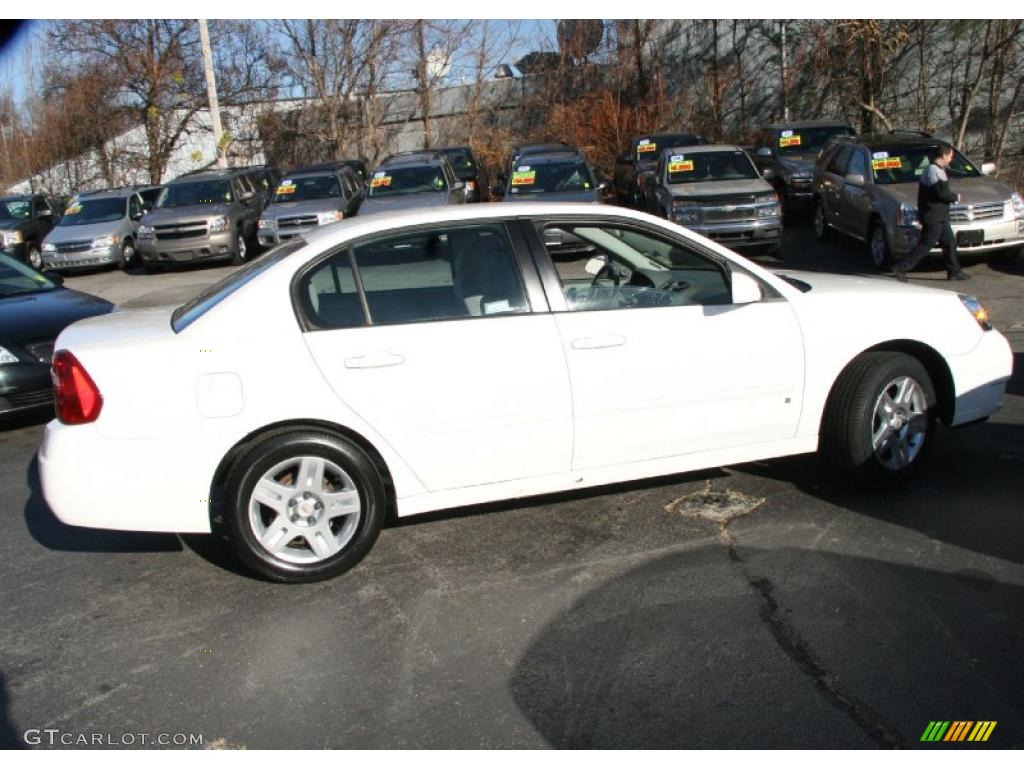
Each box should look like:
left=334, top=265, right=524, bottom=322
left=278, top=215, right=318, bottom=229
left=55, top=240, right=93, bottom=253
left=691, top=196, right=759, bottom=223
left=949, top=201, right=1005, bottom=224
left=154, top=221, right=208, bottom=240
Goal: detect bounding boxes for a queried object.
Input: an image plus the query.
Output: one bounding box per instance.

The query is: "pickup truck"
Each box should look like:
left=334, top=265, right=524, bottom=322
left=0, top=194, right=63, bottom=270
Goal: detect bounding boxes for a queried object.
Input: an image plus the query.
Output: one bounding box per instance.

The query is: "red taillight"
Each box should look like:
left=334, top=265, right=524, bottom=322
left=52, top=350, right=103, bottom=425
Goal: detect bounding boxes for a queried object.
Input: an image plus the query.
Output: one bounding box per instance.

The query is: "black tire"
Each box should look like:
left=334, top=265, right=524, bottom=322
left=812, top=198, right=831, bottom=242
left=224, top=430, right=386, bottom=583
left=26, top=242, right=42, bottom=270
left=231, top=228, right=247, bottom=266
left=868, top=219, right=891, bottom=270
left=820, top=351, right=937, bottom=486
left=118, top=238, right=136, bottom=271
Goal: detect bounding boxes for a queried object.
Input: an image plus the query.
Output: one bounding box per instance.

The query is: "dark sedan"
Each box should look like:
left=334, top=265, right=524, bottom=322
left=0, top=253, right=114, bottom=418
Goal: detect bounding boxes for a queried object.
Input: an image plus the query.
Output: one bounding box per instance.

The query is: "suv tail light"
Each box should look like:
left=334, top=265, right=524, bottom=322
left=52, top=350, right=103, bottom=424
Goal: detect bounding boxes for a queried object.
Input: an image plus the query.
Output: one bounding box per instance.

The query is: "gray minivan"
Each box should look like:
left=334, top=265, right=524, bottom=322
left=41, top=189, right=146, bottom=272
left=258, top=162, right=365, bottom=247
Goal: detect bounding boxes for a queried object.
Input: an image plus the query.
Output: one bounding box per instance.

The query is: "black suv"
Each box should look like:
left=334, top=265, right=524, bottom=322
left=0, top=194, right=63, bottom=270
left=753, top=120, right=855, bottom=216
left=386, top=147, right=490, bottom=203
left=614, top=132, right=708, bottom=208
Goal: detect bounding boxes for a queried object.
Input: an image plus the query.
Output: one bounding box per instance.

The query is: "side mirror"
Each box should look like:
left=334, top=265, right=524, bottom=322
left=451, top=180, right=466, bottom=192
left=756, top=147, right=773, bottom=159
left=981, top=161, right=997, bottom=175
left=597, top=180, right=609, bottom=191
left=731, top=272, right=763, bottom=305
left=241, top=190, right=255, bottom=202
left=844, top=172, right=866, bottom=186
left=42, top=270, right=64, bottom=285
left=762, top=168, right=776, bottom=181
left=584, top=256, right=608, bottom=276
left=37, top=207, right=53, bottom=218
left=131, top=211, right=144, bottom=221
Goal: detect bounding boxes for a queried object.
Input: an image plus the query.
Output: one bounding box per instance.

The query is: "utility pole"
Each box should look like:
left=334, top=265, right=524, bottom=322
left=198, top=19, right=227, bottom=168
left=780, top=20, right=789, bottom=122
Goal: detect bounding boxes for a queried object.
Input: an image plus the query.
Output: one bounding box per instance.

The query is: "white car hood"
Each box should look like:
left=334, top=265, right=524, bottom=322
left=770, top=269, right=954, bottom=298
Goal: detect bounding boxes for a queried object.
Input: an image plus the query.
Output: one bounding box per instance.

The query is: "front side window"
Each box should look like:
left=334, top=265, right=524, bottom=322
left=508, top=161, right=593, bottom=195
left=542, top=223, right=732, bottom=312
left=665, top=151, right=758, bottom=185
left=129, top=195, right=144, bottom=219
left=158, top=180, right=234, bottom=208
left=274, top=175, right=342, bottom=203
left=846, top=149, right=869, bottom=179
left=870, top=145, right=982, bottom=185
left=368, top=166, right=447, bottom=197
left=57, top=198, right=126, bottom=227
left=0, top=201, right=31, bottom=219
left=352, top=224, right=529, bottom=324
left=826, top=146, right=852, bottom=176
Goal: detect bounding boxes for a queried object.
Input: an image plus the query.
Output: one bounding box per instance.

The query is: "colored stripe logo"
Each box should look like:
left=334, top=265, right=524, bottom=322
left=920, top=721, right=996, bottom=742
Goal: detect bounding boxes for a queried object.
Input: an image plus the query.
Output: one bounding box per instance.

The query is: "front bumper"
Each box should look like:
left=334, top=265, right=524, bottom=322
left=138, top=230, right=234, bottom=264
left=43, top=245, right=119, bottom=271
left=681, top=217, right=783, bottom=249
left=258, top=226, right=315, bottom=247
left=891, top=218, right=1024, bottom=257
left=782, top=180, right=814, bottom=204
left=946, top=329, right=1013, bottom=426
left=0, top=360, right=53, bottom=415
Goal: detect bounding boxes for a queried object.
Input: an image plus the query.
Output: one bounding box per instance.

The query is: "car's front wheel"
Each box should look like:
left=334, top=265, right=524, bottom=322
left=118, top=239, right=136, bottom=271
left=821, top=351, right=937, bottom=485
left=26, top=243, right=42, bottom=270
left=224, top=430, right=386, bottom=582
left=812, top=199, right=831, bottom=242
left=231, top=228, right=247, bottom=265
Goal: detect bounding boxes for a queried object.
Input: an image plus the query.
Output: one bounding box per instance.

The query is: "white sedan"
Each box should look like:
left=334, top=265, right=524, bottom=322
left=39, top=204, right=1013, bottom=582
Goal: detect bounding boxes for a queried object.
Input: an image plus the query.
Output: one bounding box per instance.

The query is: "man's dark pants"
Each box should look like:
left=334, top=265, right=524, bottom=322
left=897, top=216, right=961, bottom=274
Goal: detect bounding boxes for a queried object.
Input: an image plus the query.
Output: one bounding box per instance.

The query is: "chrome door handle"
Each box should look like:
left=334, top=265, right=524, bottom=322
left=571, top=333, right=626, bottom=350
left=344, top=352, right=405, bottom=369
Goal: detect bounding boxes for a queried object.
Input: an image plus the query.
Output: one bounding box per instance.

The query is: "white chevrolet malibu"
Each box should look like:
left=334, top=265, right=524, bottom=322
left=39, top=204, right=1013, bottom=582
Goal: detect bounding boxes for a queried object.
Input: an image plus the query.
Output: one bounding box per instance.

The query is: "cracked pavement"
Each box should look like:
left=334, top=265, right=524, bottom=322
left=0, top=224, right=1021, bottom=748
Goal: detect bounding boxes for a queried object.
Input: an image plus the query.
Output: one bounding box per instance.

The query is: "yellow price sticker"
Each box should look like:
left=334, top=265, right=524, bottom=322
left=668, top=160, right=694, bottom=173
left=871, top=157, right=902, bottom=170
left=276, top=184, right=296, bottom=195
left=65, top=204, right=82, bottom=215
left=511, top=170, right=536, bottom=186
left=638, top=143, right=657, bottom=153
left=779, top=135, right=802, bottom=148
left=370, top=176, right=392, bottom=188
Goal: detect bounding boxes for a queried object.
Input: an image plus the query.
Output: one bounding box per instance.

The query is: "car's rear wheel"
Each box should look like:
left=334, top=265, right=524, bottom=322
left=224, top=430, right=386, bottom=583
left=812, top=199, right=831, bottom=242
left=26, top=243, right=42, bottom=270
left=821, top=351, right=936, bottom=485
left=869, top=219, right=891, bottom=270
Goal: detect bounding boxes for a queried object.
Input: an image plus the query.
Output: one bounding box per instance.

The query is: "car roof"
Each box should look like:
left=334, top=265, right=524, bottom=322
left=514, top=150, right=585, bottom=165
left=856, top=132, right=943, bottom=150
left=764, top=120, right=853, bottom=130
left=170, top=168, right=250, bottom=183
left=661, top=144, right=744, bottom=155
left=76, top=189, right=133, bottom=200
left=379, top=153, right=444, bottom=168
left=288, top=160, right=362, bottom=175
left=513, top=142, right=571, bottom=155
left=0, top=195, right=33, bottom=202
left=634, top=132, right=705, bottom=143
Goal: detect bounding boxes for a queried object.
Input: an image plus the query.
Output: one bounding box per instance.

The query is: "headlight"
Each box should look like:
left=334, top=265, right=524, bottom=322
left=258, top=218, right=275, bottom=230
left=672, top=201, right=701, bottom=225
left=138, top=224, right=154, bottom=239
left=1011, top=192, right=1024, bottom=219
left=42, top=242, right=57, bottom=253
left=2, top=230, right=24, bottom=246
left=465, top=180, right=476, bottom=191
left=757, top=193, right=781, bottom=218
left=896, top=203, right=919, bottom=227
left=91, top=235, right=118, bottom=249
left=317, top=211, right=343, bottom=226
left=0, top=345, right=19, bottom=365
left=959, top=294, right=992, bottom=331
left=209, top=216, right=229, bottom=233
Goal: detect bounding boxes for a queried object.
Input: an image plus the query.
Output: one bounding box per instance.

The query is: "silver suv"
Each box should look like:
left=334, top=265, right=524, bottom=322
left=137, top=169, right=262, bottom=272
left=258, top=162, right=365, bottom=247
left=42, top=188, right=146, bottom=272
left=812, top=133, right=1024, bottom=268
left=646, top=144, right=782, bottom=253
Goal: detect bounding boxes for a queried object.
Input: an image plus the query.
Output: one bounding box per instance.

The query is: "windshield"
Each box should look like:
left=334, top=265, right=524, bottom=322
left=0, top=200, right=31, bottom=220
left=635, top=134, right=704, bottom=162
left=666, top=151, right=759, bottom=184
left=870, top=146, right=982, bottom=185
left=441, top=149, right=476, bottom=173
left=57, top=197, right=126, bottom=226
left=171, top=240, right=305, bottom=332
left=368, top=166, right=447, bottom=197
left=508, top=161, right=594, bottom=194
left=776, top=125, right=853, bottom=154
left=0, top=252, right=58, bottom=297
left=158, top=180, right=234, bottom=208
left=274, top=175, right=341, bottom=203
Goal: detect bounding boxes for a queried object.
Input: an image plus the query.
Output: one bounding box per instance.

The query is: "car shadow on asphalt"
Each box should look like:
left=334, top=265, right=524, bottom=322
left=0, top=673, right=23, bottom=749
left=507, top=544, right=1024, bottom=748
left=0, top=407, right=53, bottom=433
left=22, top=456, right=182, bottom=554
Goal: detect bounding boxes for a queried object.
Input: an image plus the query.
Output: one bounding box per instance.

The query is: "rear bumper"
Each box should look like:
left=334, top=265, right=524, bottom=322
left=946, top=329, right=1014, bottom=426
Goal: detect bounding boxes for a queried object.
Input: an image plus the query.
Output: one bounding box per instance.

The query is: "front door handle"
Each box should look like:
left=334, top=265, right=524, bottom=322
left=571, top=333, right=626, bottom=350
left=344, top=352, right=406, bottom=369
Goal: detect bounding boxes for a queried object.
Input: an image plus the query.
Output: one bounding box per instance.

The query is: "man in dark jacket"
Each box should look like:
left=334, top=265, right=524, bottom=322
left=893, top=142, right=968, bottom=281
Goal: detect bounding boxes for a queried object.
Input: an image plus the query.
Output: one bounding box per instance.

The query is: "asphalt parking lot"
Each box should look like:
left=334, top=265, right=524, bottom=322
left=1, top=217, right=1022, bottom=748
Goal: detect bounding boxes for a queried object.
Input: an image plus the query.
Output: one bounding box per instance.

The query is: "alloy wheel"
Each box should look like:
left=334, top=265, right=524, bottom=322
left=871, top=375, right=928, bottom=471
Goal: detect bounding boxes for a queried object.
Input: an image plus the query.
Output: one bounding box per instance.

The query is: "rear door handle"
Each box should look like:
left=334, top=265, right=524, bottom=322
left=344, top=352, right=406, bottom=369
left=571, top=333, right=626, bottom=350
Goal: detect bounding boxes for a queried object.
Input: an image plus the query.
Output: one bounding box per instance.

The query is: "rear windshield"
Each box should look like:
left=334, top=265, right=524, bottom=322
left=57, top=197, right=126, bottom=226
left=159, top=180, right=234, bottom=208
left=368, top=166, right=447, bottom=197
left=171, top=240, right=305, bottom=332
left=508, top=161, right=593, bottom=194
left=870, top=145, right=981, bottom=185
left=775, top=125, right=853, bottom=154
left=666, top=150, right=759, bottom=184
left=274, top=175, right=341, bottom=203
